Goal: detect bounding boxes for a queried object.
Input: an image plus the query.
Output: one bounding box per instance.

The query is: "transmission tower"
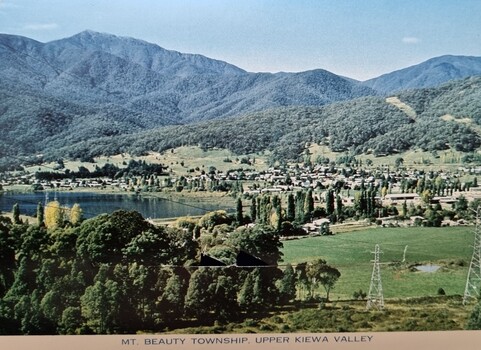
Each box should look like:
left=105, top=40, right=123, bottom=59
left=366, top=244, right=384, bottom=310
left=463, top=207, right=481, bottom=305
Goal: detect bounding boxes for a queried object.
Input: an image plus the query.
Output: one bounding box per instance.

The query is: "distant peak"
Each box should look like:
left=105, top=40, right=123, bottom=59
left=73, top=30, right=112, bottom=39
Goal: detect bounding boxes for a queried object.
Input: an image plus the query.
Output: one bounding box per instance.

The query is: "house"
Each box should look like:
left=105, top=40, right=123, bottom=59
left=303, top=218, right=331, bottom=235
left=383, top=193, right=420, bottom=205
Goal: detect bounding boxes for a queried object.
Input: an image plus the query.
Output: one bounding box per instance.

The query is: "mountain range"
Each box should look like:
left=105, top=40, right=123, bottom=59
left=364, top=55, right=481, bottom=93
left=1, top=30, right=481, bottom=164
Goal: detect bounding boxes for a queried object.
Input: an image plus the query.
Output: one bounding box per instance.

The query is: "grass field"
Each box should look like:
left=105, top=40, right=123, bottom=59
left=282, top=226, right=475, bottom=300
left=24, top=146, right=270, bottom=176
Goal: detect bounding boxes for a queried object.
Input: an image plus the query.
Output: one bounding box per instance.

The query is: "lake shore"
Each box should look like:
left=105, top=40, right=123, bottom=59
left=1, top=185, right=236, bottom=222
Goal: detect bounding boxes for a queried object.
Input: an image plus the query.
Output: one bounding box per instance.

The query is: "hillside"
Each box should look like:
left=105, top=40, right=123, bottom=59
left=48, top=76, right=481, bottom=164
left=2, top=31, right=481, bottom=166
left=363, top=55, right=481, bottom=94
left=0, top=31, right=374, bottom=131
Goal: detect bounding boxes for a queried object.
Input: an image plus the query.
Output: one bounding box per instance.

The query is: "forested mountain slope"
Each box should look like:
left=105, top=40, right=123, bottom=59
left=50, top=76, right=481, bottom=163
left=363, top=55, right=481, bottom=94
left=2, top=31, right=481, bottom=165
left=0, top=31, right=376, bottom=161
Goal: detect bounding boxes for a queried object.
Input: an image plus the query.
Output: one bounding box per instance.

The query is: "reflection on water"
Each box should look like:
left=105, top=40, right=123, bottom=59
left=0, top=191, right=222, bottom=219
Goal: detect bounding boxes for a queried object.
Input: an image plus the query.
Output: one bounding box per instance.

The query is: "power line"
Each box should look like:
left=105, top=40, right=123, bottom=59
left=0, top=191, right=222, bottom=221
left=366, top=244, right=385, bottom=310
left=463, top=207, right=481, bottom=305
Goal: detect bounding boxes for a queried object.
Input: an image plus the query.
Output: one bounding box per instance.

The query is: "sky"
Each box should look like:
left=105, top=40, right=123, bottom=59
left=1, top=0, right=481, bottom=80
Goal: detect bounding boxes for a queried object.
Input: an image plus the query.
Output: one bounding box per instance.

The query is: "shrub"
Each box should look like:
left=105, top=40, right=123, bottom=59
left=353, top=289, right=367, bottom=300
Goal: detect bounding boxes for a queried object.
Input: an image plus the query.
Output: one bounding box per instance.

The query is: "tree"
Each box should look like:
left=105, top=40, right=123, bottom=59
left=198, top=210, right=231, bottom=231
left=238, top=270, right=257, bottom=312
left=184, top=268, right=216, bottom=319
left=295, top=191, right=305, bottom=223
left=250, top=198, right=257, bottom=223
left=0, top=216, right=15, bottom=297
left=278, top=263, right=296, bottom=304
left=354, top=191, right=366, bottom=216
left=80, top=265, right=122, bottom=334
left=271, top=195, right=282, bottom=231
left=127, top=263, right=157, bottom=327
left=211, top=269, right=240, bottom=322
left=456, top=195, right=469, bottom=212
left=395, top=157, right=404, bottom=168
left=59, top=307, right=82, bottom=334
left=36, top=202, right=44, bottom=227
left=421, top=189, right=433, bottom=206
left=402, top=200, right=408, bottom=218
left=325, top=189, right=335, bottom=216
left=227, top=225, right=283, bottom=265
left=239, top=267, right=280, bottom=312
left=466, top=298, right=481, bottom=330
left=259, top=196, right=272, bottom=225
left=303, top=189, right=314, bottom=221
left=295, top=262, right=309, bottom=300
left=12, top=203, right=21, bottom=224
left=335, top=194, right=343, bottom=221
left=15, top=289, right=53, bottom=334
left=236, top=197, right=243, bottom=225
left=286, top=194, right=295, bottom=222
left=44, top=201, right=64, bottom=230
left=69, top=203, right=83, bottom=225
left=76, top=210, right=153, bottom=265
left=306, top=259, right=341, bottom=301
left=159, top=270, right=188, bottom=319
left=122, top=228, right=171, bottom=265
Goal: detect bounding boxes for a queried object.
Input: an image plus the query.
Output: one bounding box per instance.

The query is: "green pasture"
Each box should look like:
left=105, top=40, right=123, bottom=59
left=282, top=226, right=475, bottom=300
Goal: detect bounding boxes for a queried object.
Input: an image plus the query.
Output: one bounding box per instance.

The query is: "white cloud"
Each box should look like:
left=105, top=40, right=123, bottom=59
left=23, top=23, right=59, bottom=31
left=402, top=37, right=421, bottom=44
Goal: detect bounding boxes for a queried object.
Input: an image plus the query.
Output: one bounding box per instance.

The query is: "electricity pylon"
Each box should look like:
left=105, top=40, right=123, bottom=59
left=463, top=207, right=481, bottom=305
left=366, top=244, right=384, bottom=310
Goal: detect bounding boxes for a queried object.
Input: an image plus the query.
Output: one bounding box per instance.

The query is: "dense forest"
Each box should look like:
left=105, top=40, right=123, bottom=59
left=2, top=75, right=481, bottom=169
left=32, top=76, right=481, bottom=165
left=0, top=201, right=345, bottom=335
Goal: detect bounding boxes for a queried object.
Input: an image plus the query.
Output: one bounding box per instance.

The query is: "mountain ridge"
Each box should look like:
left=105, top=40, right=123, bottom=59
left=363, top=55, right=481, bottom=93
left=2, top=31, right=481, bottom=165
left=0, top=30, right=376, bottom=128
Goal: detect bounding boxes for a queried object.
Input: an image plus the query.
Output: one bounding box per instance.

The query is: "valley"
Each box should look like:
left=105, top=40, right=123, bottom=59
left=3, top=30, right=481, bottom=336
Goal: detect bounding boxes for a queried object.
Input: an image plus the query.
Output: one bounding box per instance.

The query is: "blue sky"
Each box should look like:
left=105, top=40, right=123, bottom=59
left=1, top=0, right=480, bottom=80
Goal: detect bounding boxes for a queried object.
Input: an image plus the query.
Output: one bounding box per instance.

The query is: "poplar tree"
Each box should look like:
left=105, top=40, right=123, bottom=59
left=69, top=203, right=83, bottom=226
left=256, top=197, right=262, bottom=222
left=325, top=189, right=335, bottom=216
left=303, top=189, right=314, bottom=221
left=295, top=191, right=305, bottom=223
left=36, top=202, right=44, bottom=227
left=271, top=195, right=282, bottom=230
left=286, top=193, right=295, bottom=222
left=336, top=194, right=343, bottom=221
left=12, top=203, right=20, bottom=224
left=44, top=201, right=64, bottom=230
left=236, top=197, right=243, bottom=225
left=250, top=198, right=257, bottom=223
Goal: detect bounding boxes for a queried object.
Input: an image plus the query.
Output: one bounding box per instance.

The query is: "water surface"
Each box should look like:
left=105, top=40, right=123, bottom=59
left=0, top=191, right=222, bottom=219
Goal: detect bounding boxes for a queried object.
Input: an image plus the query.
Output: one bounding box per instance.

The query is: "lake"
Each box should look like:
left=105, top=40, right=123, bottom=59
left=0, top=191, right=224, bottom=219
